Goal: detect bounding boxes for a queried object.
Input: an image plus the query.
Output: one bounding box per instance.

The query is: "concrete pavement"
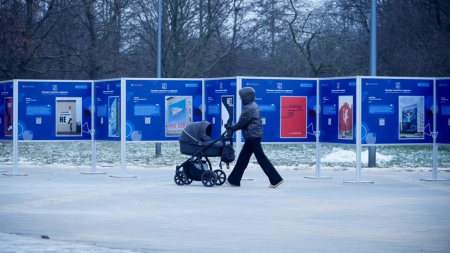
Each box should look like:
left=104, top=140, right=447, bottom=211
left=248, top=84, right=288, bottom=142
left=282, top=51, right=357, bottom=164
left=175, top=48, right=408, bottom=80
left=1, top=166, right=449, bottom=253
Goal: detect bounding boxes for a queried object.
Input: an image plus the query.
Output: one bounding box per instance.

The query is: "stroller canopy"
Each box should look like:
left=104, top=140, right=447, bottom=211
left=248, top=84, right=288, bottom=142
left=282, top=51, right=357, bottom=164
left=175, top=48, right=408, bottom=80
left=179, top=121, right=212, bottom=144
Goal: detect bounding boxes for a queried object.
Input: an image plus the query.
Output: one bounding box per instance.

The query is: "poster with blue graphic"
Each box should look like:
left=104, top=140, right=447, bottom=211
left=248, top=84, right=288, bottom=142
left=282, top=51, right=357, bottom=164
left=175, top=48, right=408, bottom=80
left=17, top=80, right=92, bottom=141
left=0, top=81, right=13, bottom=141
left=108, top=96, right=120, bottom=137
left=125, top=79, right=202, bottom=141
left=241, top=78, right=317, bottom=143
left=205, top=78, right=237, bottom=140
left=319, top=78, right=357, bottom=144
left=166, top=97, right=191, bottom=136
left=361, top=77, right=434, bottom=145
left=437, top=78, right=450, bottom=145
left=94, top=79, right=121, bottom=141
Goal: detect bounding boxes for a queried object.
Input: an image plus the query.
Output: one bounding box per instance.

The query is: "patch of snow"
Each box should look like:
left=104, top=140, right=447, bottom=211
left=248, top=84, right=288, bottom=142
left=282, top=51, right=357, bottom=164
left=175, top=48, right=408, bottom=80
left=321, top=148, right=393, bottom=163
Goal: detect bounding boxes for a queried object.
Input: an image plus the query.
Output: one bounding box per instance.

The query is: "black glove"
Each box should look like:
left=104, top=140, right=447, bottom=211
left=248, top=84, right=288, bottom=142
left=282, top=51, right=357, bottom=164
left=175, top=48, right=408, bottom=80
left=225, top=124, right=232, bottom=130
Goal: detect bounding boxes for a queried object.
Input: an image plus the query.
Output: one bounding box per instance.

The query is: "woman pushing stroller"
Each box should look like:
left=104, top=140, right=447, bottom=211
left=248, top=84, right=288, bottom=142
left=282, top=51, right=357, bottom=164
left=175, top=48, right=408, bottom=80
left=225, top=87, right=284, bottom=188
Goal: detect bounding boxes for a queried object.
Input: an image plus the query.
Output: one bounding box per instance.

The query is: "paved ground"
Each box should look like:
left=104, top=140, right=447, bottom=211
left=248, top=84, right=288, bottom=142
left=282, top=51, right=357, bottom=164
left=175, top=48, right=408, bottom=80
left=0, top=166, right=449, bottom=253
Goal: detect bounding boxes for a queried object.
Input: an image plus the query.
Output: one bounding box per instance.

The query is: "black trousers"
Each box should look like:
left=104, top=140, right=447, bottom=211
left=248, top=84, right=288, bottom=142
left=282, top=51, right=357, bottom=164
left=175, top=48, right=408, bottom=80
left=228, top=138, right=283, bottom=186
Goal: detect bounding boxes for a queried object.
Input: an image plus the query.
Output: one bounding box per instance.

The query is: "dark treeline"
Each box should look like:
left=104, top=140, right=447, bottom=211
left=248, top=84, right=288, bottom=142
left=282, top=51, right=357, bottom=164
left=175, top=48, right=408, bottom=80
left=0, top=0, right=449, bottom=80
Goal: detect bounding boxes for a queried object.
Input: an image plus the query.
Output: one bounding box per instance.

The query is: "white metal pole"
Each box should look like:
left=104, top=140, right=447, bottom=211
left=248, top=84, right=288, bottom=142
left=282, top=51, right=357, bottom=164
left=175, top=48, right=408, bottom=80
left=82, top=81, right=105, bottom=174
left=236, top=76, right=242, bottom=154
left=316, top=79, right=320, bottom=178
left=315, top=143, right=321, bottom=178
left=121, top=78, right=126, bottom=176
left=111, top=78, right=136, bottom=178
left=92, top=140, right=97, bottom=171
left=421, top=79, right=448, bottom=181
left=92, top=81, right=96, bottom=173
left=344, top=77, right=373, bottom=183
left=13, top=80, right=18, bottom=174
left=432, top=78, right=437, bottom=180
left=356, top=77, right=362, bottom=182
left=305, top=78, right=331, bottom=179
left=433, top=144, right=437, bottom=179
left=202, top=79, right=205, bottom=121
left=4, top=80, right=27, bottom=176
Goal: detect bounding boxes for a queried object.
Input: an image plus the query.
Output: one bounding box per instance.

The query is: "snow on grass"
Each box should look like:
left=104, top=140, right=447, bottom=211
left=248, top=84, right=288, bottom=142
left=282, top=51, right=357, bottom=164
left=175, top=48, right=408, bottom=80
left=0, top=142, right=449, bottom=170
left=322, top=148, right=393, bottom=163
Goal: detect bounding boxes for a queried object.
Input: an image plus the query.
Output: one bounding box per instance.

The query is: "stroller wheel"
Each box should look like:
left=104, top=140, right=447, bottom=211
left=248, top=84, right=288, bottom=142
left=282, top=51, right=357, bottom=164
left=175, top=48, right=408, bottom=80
left=174, top=172, right=187, bottom=186
left=185, top=178, right=193, bottom=185
left=201, top=170, right=217, bottom=187
left=214, top=170, right=226, bottom=186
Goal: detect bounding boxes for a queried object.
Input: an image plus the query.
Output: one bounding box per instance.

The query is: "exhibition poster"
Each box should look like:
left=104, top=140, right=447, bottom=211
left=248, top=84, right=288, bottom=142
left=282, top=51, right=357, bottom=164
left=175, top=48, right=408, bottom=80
left=94, top=79, right=121, bottom=141
left=221, top=95, right=234, bottom=135
left=319, top=78, right=357, bottom=144
left=205, top=78, right=237, bottom=139
left=0, top=81, right=13, bottom=140
left=241, top=78, right=317, bottom=143
left=4, top=97, right=12, bottom=136
left=437, top=79, right=450, bottom=144
left=361, top=78, right=434, bottom=145
left=18, top=80, right=92, bottom=141
left=280, top=96, right=307, bottom=138
left=55, top=97, right=82, bottom=136
left=338, top=95, right=353, bottom=140
left=398, top=96, right=424, bottom=139
left=108, top=96, right=120, bottom=137
left=126, top=79, right=202, bottom=141
left=165, top=96, right=192, bottom=136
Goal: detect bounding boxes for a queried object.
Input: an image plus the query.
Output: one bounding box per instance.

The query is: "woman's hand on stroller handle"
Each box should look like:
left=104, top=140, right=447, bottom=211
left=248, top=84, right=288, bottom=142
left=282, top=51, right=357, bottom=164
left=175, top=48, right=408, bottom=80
left=222, top=125, right=234, bottom=139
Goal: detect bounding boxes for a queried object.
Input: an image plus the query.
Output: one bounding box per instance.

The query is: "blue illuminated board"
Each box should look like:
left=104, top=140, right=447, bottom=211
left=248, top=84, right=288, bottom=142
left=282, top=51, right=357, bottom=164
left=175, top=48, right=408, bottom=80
left=319, top=78, right=357, bottom=144
left=241, top=78, right=317, bottom=143
left=94, top=79, right=121, bottom=141
left=205, top=78, right=237, bottom=140
left=437, top=79, right=450, bottom=144
left=126, top=79, right=203, bottom=141
left=18, top=80, right=92, bottom=141
left=0, top=81, right=13, bottom=140
left=361, top=77, right=434, bottom=145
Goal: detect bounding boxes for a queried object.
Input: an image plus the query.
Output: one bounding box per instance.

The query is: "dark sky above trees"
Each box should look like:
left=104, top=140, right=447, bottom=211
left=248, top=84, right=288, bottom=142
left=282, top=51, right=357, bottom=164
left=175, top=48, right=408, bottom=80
left=0, top=0, right=449, bottom=80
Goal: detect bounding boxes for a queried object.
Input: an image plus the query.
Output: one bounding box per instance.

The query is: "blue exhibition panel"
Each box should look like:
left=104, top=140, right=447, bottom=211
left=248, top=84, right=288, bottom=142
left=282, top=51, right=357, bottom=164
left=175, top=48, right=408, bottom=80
left=437, top=78, right=450, bottom=145
left=94, top=79, right=122, bottom=141
left=241, top=77, right=317, bottom=143
left=361, top=77, right=434, bottom=145
left=126, top=78, right=203, bottom=141
left=18, top=80, right=92, bottom=141
left=319, top=77, right=357, bottom=144
left=0, top=81, right=13, bottom=140
left=205, top=78, right=237, bottom=140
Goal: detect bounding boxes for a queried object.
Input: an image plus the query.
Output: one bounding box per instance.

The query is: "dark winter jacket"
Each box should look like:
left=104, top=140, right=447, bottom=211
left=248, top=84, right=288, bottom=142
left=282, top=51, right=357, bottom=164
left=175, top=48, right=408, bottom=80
left=230, top=87, right=263, bottom=140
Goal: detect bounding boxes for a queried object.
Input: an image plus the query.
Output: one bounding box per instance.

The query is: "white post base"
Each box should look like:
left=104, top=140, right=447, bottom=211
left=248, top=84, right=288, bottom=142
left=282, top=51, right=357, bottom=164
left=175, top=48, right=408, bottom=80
left=110, top=175, right=137, bottom=178
left=343, top=180, right=374, bottom=184
left=81, top=172, right=107, bottom=175
left=420, top=178, right=450, bottom=181
left=3, top=173, right=28, bottom=176
left=0, top=170, right=7, bottom=172
left=304, top=176, right=332, bottom=179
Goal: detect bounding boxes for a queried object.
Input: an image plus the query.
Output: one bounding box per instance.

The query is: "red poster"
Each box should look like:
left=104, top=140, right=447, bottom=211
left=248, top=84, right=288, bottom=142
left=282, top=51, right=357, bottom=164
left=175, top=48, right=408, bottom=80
left=4, top=97, right=12, bottom=136
left=281, top=96, right=307, bottom=138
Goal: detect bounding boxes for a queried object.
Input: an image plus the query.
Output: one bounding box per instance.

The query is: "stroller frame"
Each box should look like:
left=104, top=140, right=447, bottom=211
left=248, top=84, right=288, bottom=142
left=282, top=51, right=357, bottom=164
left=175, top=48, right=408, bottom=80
left=175, top=129, right=234, bottom=187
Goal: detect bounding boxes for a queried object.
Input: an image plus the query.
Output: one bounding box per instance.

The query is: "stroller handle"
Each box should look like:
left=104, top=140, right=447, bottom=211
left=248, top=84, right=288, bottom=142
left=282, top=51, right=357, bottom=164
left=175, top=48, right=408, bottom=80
left=190, top=128, right=234, bottom=158
left=222, top=128, right=234, bottom=142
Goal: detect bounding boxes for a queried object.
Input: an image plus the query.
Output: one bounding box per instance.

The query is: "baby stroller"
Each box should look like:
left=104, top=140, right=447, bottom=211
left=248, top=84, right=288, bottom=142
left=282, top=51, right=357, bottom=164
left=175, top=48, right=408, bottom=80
left=175, top=121, right=235, bottom=187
